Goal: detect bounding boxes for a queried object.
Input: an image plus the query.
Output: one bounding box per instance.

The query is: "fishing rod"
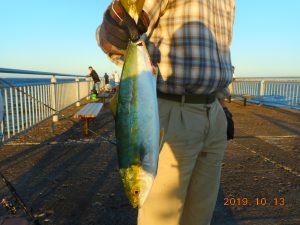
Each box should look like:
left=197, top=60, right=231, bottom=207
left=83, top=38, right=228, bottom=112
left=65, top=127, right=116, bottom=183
left=0, top=78, right=58, bottom=140
left=66, top=116, right=117, bottom=145
left=0, top=78, right=118, bottom=142
left=86, top=126, right=116, bottom=145
left=0, top=172, right=42, bottom=225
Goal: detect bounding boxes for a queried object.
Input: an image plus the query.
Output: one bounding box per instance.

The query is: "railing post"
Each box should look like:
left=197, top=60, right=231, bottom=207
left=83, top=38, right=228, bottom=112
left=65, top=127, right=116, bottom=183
left=259, top=80, right=265, bottom=104
left=51, top=75, right=58, bottom=122
left=86, top=77, right=91, bottom=100
left=76, top=77, right=80, bottom=106
left=0, top=80, right=3, bottom=141
left=4, top=89, right=10, bottom=138
left=10, top=88, right=15, bottom=135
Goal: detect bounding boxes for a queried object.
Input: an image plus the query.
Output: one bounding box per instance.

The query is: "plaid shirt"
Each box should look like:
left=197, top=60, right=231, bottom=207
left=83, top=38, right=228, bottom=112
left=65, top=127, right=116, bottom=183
left=99, top=0, right=235, bottom=95
left=142, top=0, right=235, bottom=95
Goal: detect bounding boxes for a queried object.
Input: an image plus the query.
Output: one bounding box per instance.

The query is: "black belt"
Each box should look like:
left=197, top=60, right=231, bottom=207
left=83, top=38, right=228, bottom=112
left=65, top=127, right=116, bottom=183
left=157, top=91, right=216, bottom=104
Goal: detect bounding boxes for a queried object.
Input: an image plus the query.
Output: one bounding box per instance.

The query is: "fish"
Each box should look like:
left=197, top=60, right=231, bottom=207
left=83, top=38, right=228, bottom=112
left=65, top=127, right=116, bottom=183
left=111, top=0, right=162, bottom=208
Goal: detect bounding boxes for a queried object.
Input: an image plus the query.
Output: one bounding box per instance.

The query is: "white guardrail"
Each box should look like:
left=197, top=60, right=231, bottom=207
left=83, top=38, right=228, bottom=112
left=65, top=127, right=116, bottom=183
left=1, top=70, right=299, bottom=143
left=0, top=68, right=96, bottom=143
left=231, top=77, right=300, bottom=109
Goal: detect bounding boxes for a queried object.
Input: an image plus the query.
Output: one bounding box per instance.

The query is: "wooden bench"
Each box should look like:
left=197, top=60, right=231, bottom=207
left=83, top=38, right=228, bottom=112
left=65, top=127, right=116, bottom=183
left=229, top=94, right=256, bottom=106
left=97, top=93, right=112, bottom=103
left=74, top=103, right=103, bottom=136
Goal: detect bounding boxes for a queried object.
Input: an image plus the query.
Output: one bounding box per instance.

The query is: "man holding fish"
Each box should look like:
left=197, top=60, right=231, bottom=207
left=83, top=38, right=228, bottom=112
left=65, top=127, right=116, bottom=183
left=97, top=0, right=235, bottom=224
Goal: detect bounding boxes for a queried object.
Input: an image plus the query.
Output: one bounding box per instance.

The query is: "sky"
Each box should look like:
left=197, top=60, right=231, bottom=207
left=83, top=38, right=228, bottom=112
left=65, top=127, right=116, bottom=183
left=0, top=0, right=299, bottom=78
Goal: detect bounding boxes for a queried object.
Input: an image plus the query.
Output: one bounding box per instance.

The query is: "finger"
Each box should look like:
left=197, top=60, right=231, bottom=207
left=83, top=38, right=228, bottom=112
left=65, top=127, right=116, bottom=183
left=98, top=25, right=126, bottom=54
left=109, top=0, right=140, bottom=42
left=104, top=10, right=129, bottom=42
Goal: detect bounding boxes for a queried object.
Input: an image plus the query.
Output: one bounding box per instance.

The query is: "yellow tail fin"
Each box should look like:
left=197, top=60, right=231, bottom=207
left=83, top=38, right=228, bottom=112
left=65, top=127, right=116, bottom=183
left=120, top=0, right=145, bottom=23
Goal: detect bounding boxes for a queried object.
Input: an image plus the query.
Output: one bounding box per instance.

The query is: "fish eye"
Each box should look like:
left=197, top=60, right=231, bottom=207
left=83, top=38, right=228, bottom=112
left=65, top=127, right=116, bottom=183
left=132, top=188, right=139, bottom=196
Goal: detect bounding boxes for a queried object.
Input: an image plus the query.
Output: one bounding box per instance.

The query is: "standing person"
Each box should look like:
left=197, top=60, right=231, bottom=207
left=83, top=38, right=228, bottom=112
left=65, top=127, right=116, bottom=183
left=97, top=0, right=235, bottom=224
left=86, top=66, right=100, bottom=93
left=104, top=72, right=110, bottom=85
left=113, top=70, right=120, bottom=91
left=114, top=71, right=120, bottom=85
left=111, top=71, right=120, bottom=92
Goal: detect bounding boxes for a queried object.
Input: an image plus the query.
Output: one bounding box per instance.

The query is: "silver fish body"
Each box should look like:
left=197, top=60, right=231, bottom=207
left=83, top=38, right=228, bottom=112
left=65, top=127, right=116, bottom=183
left=115, top=40, right=159, bottom=208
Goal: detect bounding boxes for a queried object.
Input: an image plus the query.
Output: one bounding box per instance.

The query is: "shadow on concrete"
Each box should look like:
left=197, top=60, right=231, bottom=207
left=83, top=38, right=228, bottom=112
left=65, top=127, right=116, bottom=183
left=0, top=104, right=135, bottom=225
left=253, top=113, right=300, bottom=136
left=211, top=186, right=239, bottom=225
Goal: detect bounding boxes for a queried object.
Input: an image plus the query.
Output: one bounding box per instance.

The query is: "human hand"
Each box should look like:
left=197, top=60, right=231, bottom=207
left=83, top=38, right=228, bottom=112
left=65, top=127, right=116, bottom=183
left=223, top=107, right=234, bottom=140
left=97, top=0, right=150, bottom=56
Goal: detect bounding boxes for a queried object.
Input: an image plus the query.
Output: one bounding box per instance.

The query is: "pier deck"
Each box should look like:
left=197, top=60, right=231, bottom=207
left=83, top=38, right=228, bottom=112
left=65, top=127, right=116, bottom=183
left=0, top=99, right=299, bottom=225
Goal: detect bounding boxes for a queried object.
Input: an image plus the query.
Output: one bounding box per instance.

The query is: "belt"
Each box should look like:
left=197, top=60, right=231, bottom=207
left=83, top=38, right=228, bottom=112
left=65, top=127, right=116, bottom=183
left=157, top=91, right=216, bottom=104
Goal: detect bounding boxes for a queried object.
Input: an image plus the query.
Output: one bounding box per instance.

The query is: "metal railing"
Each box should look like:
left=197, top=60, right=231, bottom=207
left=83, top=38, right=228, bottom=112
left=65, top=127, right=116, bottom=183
left=0, top=68, right=94, bottom=142
left=2, top=68, right=299, bottom=142
left=231, top=77, right=300, bottom=109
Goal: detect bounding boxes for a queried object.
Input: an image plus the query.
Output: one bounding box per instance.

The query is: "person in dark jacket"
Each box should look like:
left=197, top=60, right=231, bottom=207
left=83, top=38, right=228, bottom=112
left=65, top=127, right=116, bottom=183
left=104, top=72, right=109, bottom=85
left=86, top=66, right=100, bottom=93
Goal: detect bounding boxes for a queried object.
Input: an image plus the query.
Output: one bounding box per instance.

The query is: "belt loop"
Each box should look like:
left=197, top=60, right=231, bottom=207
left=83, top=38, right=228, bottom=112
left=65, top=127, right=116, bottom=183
left=181, top=95, right=185, bottom=105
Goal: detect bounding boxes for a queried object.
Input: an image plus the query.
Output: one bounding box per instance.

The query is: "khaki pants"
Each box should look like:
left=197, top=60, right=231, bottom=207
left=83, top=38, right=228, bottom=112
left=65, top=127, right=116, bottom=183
left=138, top=98, right=227, bottom=225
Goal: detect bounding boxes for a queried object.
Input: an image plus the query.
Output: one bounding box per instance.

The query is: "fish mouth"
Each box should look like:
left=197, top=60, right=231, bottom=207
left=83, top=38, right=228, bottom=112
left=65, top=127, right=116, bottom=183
left=119, top=165, right=154, bottom=208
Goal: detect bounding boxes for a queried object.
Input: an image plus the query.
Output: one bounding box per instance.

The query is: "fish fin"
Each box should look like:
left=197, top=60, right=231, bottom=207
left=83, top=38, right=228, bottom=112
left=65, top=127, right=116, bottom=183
left=110, top=91, right=119, bottom=118
left=159, top=128, right=164, bottom=150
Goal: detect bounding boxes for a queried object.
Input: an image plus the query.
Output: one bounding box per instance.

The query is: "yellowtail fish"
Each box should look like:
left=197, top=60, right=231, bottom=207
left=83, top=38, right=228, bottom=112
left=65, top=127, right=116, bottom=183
left=111, top=0, right=162, bottom=208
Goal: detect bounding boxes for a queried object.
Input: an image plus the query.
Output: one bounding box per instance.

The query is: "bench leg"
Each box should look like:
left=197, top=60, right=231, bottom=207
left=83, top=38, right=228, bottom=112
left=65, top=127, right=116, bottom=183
left=83, top=118, right=90, bottom=136
left=244, top=98, right=247, bottom=106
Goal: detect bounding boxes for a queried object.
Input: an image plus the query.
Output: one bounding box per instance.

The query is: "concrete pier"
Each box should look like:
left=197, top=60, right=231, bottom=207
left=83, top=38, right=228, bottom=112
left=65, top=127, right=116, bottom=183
left=0, top=98, right=299, bottom=225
